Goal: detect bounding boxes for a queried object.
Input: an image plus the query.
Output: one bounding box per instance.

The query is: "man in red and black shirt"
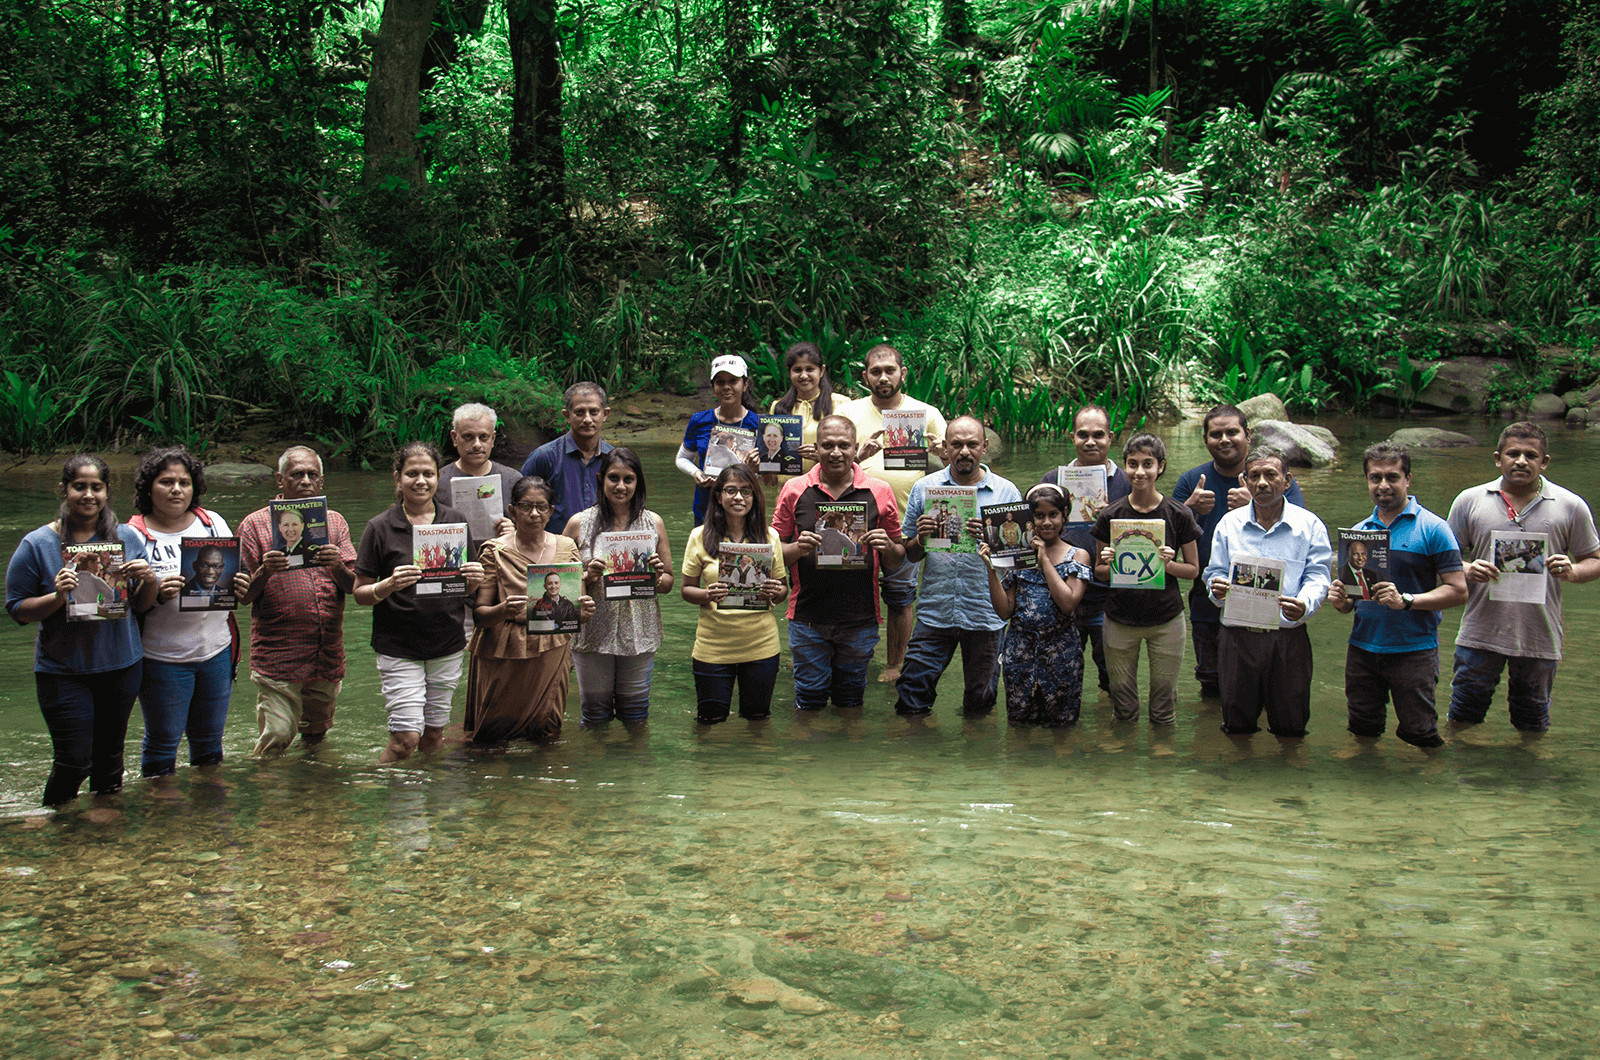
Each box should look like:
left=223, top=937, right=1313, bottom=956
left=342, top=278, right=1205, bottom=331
left=237, top=446, right=357, bottom=754
left=772, top=416, right=905, bottom=710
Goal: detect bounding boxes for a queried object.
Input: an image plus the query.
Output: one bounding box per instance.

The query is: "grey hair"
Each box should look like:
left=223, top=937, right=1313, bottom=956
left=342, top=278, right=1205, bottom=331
left=452, top=403, right=497, bottom=430
left=277, top=446, right=324, bottom=474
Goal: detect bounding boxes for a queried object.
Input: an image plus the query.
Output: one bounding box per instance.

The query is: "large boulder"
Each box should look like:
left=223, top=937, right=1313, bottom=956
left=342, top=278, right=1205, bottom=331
left=1412, top=356, right=1514, bottom=414
left=1525, top=393, right=1568, bottom=420
left=1237, top=393, right=1288, bottom=425
left=1388, top=428, right=1480, bottom=448
left=203, top=462, right=275, bottom=485
left=1249, top=420, right=1338, bottom=468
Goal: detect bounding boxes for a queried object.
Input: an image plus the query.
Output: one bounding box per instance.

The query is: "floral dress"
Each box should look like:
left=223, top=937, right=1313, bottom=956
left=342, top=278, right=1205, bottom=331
left=1001, top=555, right=1095, bottom=726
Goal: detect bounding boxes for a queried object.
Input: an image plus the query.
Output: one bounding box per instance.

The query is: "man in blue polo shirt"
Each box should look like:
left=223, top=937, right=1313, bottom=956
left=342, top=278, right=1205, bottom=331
left=1326, top=442, right=1467, bottom=748
left=520, top=382, right=614, bottom=533
left=894, top=416, right=1021, bottom=718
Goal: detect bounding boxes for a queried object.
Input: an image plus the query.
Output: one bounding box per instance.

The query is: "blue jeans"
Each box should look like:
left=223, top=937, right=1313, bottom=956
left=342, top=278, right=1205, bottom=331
left=36, top=663, right=143, bottom=806
left=1448, top=645, right=1559, bottom=732
left=894, top=622, right=1002, bottom=716
left=140, top=647, right=234, bottom=777
left=788, top=620, right=879, bottom=710
left=573, top=650, right=656, bottom=724
left=692, top=655, right=780, bottom=723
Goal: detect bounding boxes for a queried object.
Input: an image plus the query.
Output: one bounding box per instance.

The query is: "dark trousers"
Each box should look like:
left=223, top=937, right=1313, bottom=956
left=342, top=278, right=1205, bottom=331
left=36, top=663, right=143, bottom=806
left=1075, top=600, right=1109, bottom=692
left=893, top=622, right=1002, bottom=716
left=1218, top=624, right=1312, bottom=737
left=1345, top=644, right=1443, bottom=747
left=1191, top=617, right=1221, bottom=695
left=692, top=655, right=780, bottom=724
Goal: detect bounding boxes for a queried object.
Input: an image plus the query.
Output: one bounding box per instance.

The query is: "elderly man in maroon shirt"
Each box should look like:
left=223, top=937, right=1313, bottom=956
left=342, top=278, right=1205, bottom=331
left=237, top=446, right=357, bottom=754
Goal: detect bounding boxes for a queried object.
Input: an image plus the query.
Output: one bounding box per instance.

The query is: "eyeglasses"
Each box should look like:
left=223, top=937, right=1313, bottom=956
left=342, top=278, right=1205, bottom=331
left=513, top=502, right=551, bottom=515
left=719, top=487, right=754, bottom=498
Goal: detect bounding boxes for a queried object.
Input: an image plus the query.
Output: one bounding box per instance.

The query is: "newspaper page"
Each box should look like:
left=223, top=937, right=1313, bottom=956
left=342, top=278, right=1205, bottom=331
left=1489, top=530, right=1549, bottom=604
left=449, top=475, right=504, bottom=544
left=1221, top=553, right=1287, bottom=627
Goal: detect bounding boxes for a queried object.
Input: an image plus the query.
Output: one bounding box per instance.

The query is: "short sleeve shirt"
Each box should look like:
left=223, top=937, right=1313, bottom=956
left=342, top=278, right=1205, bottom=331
left=771, top=464, right=901, bottom=628
left=1448, top=476, right=1600, bottom=660
left=681, top=526, right=789, bottom=664
left=6, top=523, right=148, bottom=674
left=901, top=466, right=1021, bottom=632
left=354, top=502, right=475, bottom=661
left=1346, top=497, right=1463, bottom=654
left=238, top=503, right=357, bottom=682
left=1092, top=495, right=1201, bottom=627
left=137, top=509, right=234, bottom=664
left=835, top=395, right=948, bottom=515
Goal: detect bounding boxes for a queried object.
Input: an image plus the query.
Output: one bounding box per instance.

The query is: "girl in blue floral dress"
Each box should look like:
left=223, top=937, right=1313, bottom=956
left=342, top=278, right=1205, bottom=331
left=981, top=484, right=1094, bottom=726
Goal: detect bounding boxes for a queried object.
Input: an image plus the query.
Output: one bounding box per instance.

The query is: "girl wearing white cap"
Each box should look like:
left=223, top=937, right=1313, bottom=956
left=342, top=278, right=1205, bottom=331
left=677, top=354, right=762, bottom=525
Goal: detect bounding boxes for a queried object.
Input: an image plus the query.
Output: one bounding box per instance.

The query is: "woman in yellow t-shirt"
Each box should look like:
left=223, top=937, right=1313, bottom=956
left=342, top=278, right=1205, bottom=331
left=680, top=464, right=789, bottom=723
left=766, top=341, right=836, bottom=489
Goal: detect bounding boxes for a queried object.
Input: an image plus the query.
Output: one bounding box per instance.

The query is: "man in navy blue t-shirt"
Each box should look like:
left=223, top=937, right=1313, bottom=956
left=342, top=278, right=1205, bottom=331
left=1171, top=405, right=1305, bottom=699
left=1325, top=442, right=1466, bottom=748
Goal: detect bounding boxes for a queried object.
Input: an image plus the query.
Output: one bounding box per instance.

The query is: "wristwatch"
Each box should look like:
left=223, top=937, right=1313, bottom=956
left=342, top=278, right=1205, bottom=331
left=1401, top=592, right=1415, bottom=610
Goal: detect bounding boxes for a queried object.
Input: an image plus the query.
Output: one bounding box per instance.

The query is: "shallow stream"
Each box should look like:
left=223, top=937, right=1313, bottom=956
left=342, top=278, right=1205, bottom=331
left=2, top=419, right=1596, bottom=1059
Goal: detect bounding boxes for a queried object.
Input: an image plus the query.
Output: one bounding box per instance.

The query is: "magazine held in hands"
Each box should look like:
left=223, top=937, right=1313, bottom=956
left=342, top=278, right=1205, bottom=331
left=1109, top=519, right=1166, bottom=590
left=449, top=475, right=504, bottom=543
left=60, top=540, right=129, bottom=621
left=1489, top=530, right=1549, bottom=603
left=982, top=500, right=1035, bottom=568
left=528, top=562, right=583, bottom=634
left=717, top=541, right=774, bottom=611
left=269, top=496, right=330, bottom=567
left=178, top=537, right=240, bottom=612
left=705, top=424, right=756, bottom=474
left=413, top=523, right=470, bottom=598
left=1055, top=465, right=1109, bottom=526
left=757, top=415, right=803, bottom=475
left=597, top=530, right=658, bottom=599
left=923, top=485, right=977, bottom=553
left=881, top=409, right=928, bottom=471
left=814, top=501, right=869, bottom=569
left=1222, top=554, right=1287, bottom=627
left=1337, top=527, right=1390, bottom=601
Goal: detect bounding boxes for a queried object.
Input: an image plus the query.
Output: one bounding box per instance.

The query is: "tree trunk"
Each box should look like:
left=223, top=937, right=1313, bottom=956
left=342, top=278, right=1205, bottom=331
left=361, top=0, right=440, bottom=189
left=508, top=1, right=565, bottom=257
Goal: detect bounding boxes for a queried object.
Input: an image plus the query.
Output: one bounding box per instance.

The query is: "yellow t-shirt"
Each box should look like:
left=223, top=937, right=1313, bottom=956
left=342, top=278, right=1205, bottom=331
left=768, top=395, right=823, bottom=491
left=835, top=394, right=948, bottom=515
left=680, top=526, right=789, bottom=664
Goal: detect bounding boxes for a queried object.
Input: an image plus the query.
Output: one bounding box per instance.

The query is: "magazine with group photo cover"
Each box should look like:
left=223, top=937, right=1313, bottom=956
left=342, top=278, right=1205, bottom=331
left=597, top=530, right=658, bottom=599
left=981, top=500, right=1035, bottom=568
left=61, top=540, right=129, bottom=622
left=1489, top=529, right=1549, bottom=604
left=923, top=485, right=977, bottom=553
left=269, top=496, right=330, bottom=568
left=705, top=424, right=757, bottom=474
left=717, top=541, right=775, bottom=611
left=178, top=537, right=241, bottom=612
left=756, top=415, right=804, bottom=475
left=1337, top=527, right=1390, bottom=601
left=413, top=523, right=470, bottom=598
left=813, top=501, right=869, bottom=569
left=528, top=562, right=583, bottom=634
left=881, top=409, right=928, bottom=471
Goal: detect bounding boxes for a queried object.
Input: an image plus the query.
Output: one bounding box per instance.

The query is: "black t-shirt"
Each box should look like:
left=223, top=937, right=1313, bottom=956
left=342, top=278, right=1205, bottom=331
left=784, top=483, right=889, bottom=629
left=1091, top=495, right=1201, bottom=627
left=354, top=502, right=477, bottom=660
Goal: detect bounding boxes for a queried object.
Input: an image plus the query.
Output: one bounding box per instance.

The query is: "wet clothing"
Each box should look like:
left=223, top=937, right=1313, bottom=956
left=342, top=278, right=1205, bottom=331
left=1000, top=555, right=1095, bottom=726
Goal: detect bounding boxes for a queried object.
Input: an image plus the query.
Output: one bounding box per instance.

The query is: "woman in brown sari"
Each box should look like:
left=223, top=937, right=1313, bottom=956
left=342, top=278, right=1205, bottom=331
left=465, top=476, right=594, bottom=743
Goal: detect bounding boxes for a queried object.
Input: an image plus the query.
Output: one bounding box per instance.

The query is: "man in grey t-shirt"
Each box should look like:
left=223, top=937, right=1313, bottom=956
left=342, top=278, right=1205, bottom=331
left=1446, top=421, right=1600, bottom=732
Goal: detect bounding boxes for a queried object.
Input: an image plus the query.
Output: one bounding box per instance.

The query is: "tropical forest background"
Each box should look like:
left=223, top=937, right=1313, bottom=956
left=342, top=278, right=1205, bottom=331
left=2, top=0, right=1597, bottom=459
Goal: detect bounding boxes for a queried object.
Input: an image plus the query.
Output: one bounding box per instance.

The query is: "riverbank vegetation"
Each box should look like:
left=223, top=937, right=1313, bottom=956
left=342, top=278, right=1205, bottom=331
left=3, top=0, right=1597, bottom=457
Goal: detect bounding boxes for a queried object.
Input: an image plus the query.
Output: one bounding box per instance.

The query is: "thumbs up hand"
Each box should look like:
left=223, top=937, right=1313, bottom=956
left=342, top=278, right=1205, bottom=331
left=1186, top=473, right=1215, bottom=515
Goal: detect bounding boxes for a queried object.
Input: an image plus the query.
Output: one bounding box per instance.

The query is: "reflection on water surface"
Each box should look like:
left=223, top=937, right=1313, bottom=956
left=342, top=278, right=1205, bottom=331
left=3, top=419, right=1598, bottom=1057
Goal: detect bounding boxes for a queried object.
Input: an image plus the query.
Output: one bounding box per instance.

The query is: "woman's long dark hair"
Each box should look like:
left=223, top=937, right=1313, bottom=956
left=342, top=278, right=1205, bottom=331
left=583, top=448, right=649, bottom=550
left=699, top=463, right=767, bottom=558
left=133, top=446, right=207, bottom=516
left=57, top=454, right=118, bottom=540
left=391, top=440, right=444, bottom=504
left=771, top=341, right=833, bottom=418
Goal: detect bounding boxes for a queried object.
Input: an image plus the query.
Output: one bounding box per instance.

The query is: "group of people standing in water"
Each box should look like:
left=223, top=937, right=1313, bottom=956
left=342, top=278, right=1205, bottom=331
left=9, top=339, right=1596, bottom=809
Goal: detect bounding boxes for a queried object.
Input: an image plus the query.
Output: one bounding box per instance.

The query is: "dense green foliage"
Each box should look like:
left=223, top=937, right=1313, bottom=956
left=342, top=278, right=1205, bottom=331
left=1, top=0, right=1596, bottom=455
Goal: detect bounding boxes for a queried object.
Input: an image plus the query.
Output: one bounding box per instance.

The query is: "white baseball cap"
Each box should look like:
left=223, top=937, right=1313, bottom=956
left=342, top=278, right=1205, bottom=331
left=710, top=354, right=749, bottom=379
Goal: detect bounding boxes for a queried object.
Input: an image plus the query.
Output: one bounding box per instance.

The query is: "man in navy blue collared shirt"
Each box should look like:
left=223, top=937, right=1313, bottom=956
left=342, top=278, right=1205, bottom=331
left=521, top=383, right=614, bottom=534
left=1204, top=446, right=1332, bottom=738
left=1326, top=442, right=1466, bottom=748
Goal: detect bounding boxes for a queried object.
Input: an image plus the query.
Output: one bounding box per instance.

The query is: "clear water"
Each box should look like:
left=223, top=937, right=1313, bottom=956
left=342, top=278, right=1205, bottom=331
left=2, top=421, right=1597, bottom=1059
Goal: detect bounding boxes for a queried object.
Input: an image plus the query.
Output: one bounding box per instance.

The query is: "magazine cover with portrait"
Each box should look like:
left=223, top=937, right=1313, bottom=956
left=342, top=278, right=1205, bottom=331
left=60, top=540, right=129, bottom=621
left=528, top=562, right=583, bottom=634
left=413, top=522, right=469, bottom=598
left=982, top=500, right=1035, bottom=568
left=813, top=501, right=869, bottom=569
left=1336, top=527, right=1390, bottom=601
left=178, top=536, right=240, bottom=612
left=269, top=496, right=330, bottom=567
left=756, top=415, right=803, bottom=475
